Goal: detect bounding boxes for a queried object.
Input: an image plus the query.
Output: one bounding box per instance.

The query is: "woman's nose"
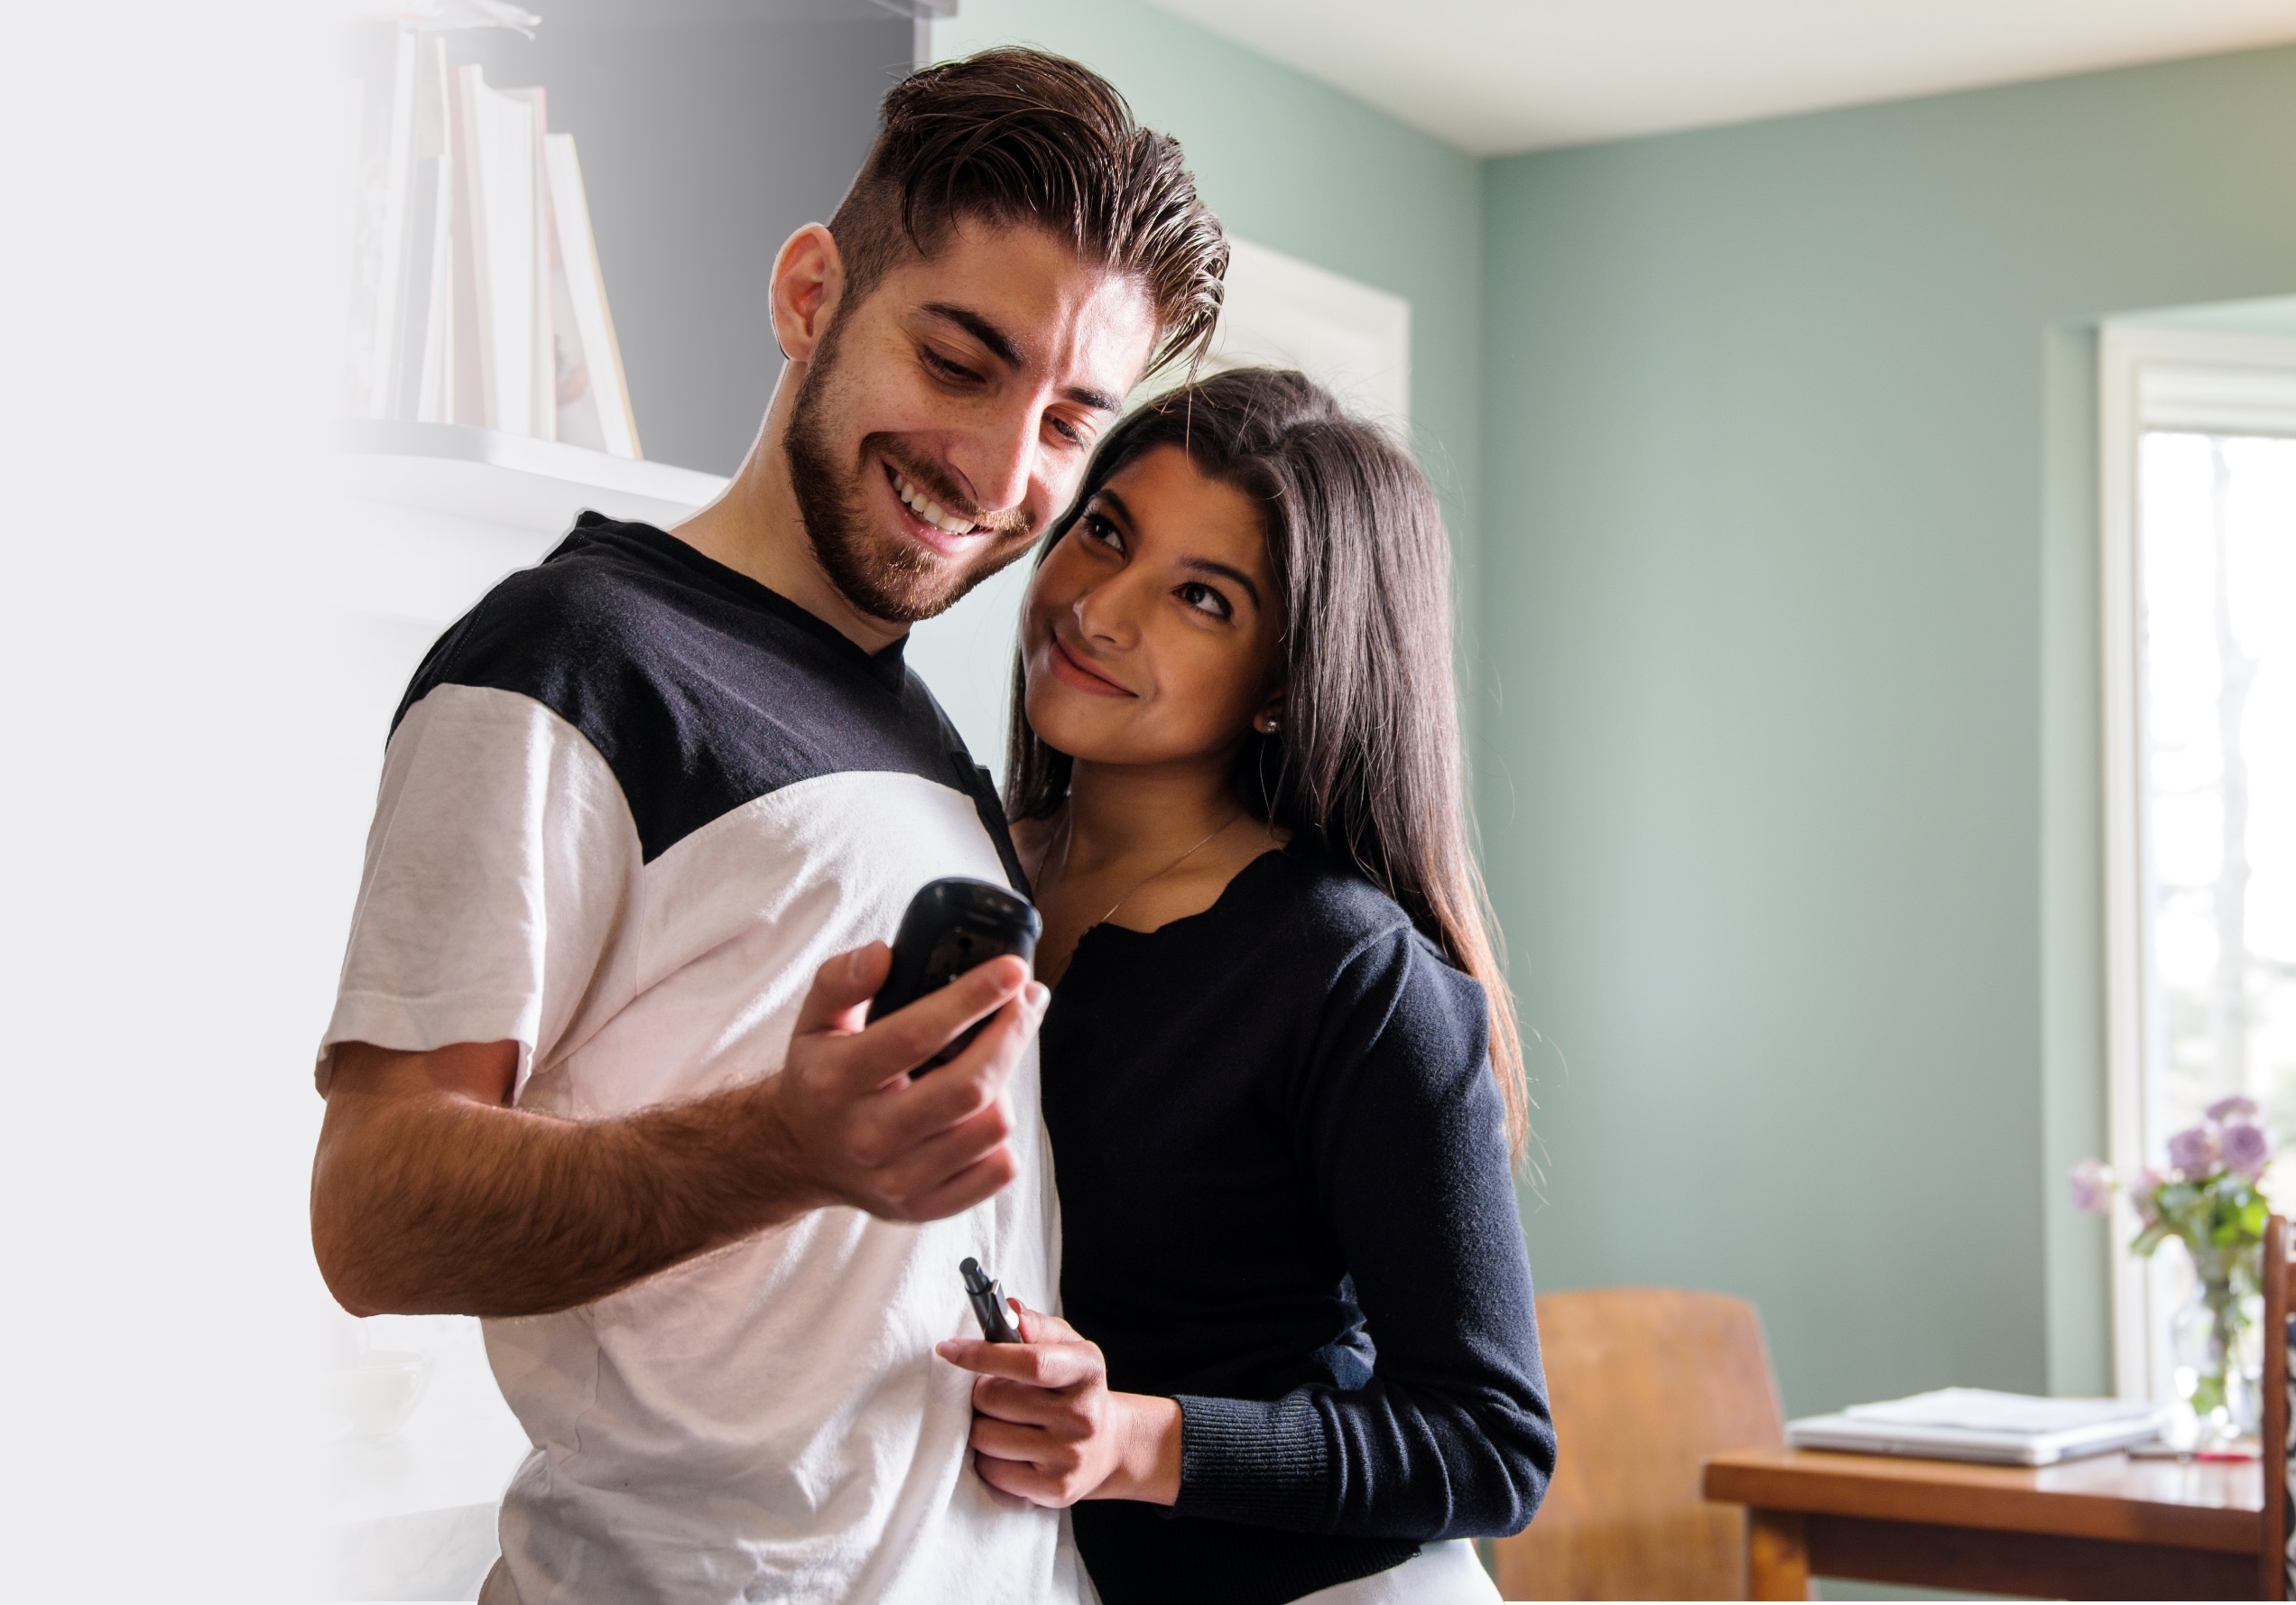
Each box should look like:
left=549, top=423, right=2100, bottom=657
left=1072, top=580, right=1137, bottom=647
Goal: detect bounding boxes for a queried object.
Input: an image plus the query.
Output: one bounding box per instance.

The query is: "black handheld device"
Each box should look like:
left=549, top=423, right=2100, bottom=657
left=867, top=877, right=1042, bottom=1075
left=960, top=1257, right=1021, bottom=1343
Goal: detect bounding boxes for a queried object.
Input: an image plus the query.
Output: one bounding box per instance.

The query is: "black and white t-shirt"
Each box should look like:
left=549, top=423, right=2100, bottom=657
left=319, top=515, right=1071, bottom=1605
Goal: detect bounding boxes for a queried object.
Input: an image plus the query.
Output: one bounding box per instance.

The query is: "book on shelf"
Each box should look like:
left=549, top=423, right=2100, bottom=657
left=394, top=36, right=454, bottom=424
left=338, top=24, right=640, bottom=458
left=338, top=23, right=419, bottom=422
left=545, top=133, right=641, bottom=459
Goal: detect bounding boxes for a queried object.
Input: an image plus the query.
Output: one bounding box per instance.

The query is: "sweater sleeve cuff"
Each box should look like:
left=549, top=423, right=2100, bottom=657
left=1170, top=1392, right=1330, bottom=1528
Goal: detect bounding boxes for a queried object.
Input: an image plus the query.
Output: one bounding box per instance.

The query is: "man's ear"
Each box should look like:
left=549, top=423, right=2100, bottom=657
left=770, top=223, right=845, bottom=365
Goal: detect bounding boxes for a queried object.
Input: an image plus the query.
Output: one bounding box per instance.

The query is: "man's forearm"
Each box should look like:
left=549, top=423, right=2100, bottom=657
left=314, top=1070, right=812, bottom=1318
left=312, top=951, right=1035, bottom=1320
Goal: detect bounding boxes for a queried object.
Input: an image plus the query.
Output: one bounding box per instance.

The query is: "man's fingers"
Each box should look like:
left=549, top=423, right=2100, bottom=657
left=856, top=1081, right=1013, bottom=1189
left=847, top=957, right=1035, bottom=1083
left=790, top=943, right=892, bottom=1040
left=854, top=1025, right=1018, bottom=1148
left=893, top=1143, right=1018, bottom=1223
left=832, top=995, right=1037, bottom=1181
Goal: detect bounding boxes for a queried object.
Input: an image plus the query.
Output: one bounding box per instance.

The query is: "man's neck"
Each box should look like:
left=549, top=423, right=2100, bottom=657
left=671, top=398, right=910, bottom=656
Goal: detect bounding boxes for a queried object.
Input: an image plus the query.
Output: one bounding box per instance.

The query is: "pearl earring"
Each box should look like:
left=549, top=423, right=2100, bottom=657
left=1260, top=716, right=1282, bottom=734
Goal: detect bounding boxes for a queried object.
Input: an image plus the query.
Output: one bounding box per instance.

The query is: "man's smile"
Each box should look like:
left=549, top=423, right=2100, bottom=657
left=883, top=460, right=995, bottom=556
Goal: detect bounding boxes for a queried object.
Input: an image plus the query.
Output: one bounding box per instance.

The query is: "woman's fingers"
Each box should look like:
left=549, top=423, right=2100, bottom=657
left=969, top=1412, right=1086, bottom=1465
left=970, top=1373, right=1097, bottom=1432
left=1012, top=1302, right=1080, bottom=1344
left=971, top=1449, right=1068, bottom=1506
left=936, top=1307, right=1113, bottom=1508
left=934, top=1334, right=1102, bottom=1390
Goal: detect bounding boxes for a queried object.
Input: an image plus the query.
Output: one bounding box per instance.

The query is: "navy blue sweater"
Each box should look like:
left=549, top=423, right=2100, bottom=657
left=1042, top=841, right=1554, bottom=1605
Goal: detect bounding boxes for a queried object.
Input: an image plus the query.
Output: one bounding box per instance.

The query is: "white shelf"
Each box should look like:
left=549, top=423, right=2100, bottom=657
left=335, top=420, right=728, bottom=534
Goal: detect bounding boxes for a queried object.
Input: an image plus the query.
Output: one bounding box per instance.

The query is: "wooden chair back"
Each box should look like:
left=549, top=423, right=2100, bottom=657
left=1495, top=1287, right=1787, bottom=1600
left=2264, top=1214, right=2291, bottom=1600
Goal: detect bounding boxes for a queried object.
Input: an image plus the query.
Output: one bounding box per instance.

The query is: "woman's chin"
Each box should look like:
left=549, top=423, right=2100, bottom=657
left=1022, top=694, right=1131, bottom=768
left=1025, top=712, right=1113, bottom=765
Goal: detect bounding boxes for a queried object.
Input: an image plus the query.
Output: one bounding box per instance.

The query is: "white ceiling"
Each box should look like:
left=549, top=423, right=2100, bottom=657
left=1143, top=0, right=2296, bottom=155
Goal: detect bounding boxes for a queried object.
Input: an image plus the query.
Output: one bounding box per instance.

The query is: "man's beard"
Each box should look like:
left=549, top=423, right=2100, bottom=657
left=784, top=327, right=1034, bottom=626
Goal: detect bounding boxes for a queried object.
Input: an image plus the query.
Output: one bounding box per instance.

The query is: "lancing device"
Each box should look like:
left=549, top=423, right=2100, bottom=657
left=960, top=1257, right=1021, bottom=1343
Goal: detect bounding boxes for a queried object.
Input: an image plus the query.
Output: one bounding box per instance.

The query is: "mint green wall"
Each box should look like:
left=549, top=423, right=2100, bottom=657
left=932, top=0, right=1484, bottom=607
left=932, top=5, right=2296, bottom=1423
left=1479, top=46, right=2296, bottom=1415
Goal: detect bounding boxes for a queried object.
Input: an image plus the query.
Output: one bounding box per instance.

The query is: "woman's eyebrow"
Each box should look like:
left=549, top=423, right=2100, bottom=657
left=1094, top=487, right=1138, bottom=533
left=1180, top=558, right=1262, bottom=611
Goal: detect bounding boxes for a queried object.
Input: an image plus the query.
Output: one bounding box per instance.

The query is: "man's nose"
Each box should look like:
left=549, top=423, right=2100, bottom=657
left=949, top=406, right=1037, bottom=519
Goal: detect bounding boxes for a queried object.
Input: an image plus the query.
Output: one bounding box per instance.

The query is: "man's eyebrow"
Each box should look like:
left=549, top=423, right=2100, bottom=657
left=919, top=302, right=1124, bottom=413
left=1063, top=385, right=1125, bottom=414
left=920, top=302, right=1023, bottom=367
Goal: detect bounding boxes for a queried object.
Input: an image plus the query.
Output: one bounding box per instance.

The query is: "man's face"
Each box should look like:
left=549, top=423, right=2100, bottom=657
left=785, top=220, right=1160, bottom=625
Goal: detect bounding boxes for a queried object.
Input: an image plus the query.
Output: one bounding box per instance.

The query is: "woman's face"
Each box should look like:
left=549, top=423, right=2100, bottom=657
left=1020, top=443, right=1284, bottom=772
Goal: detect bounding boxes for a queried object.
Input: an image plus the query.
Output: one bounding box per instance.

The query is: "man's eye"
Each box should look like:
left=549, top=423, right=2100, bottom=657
left=1046, top=414, right=1086, bottom=449
left=1177, top=582, right=1231, bottom=621
left=923, top=348, right=979, bottom=384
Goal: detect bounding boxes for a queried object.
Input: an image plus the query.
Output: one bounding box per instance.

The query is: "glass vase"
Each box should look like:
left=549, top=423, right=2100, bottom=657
left=2169, top=1273, right=2264, bottom=1444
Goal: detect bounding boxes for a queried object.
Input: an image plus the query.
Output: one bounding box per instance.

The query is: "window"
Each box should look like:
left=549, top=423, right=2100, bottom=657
left=2100, top=323, right=2296, bottom=1400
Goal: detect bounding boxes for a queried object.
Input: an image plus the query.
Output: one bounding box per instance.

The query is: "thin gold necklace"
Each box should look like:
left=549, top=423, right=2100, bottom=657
left=1055, top=807, right=1247, bottom=929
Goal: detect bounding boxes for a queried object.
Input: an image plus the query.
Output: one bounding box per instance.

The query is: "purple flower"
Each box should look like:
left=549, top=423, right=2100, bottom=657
left=2168, top=1123, right=2222, bottom=1177
left=2132, top=1172, right=2166, bottom=1226
left=2223, top=1120, right=2272, bottom=1181
left=2208, top=1094, right=2262, bottom=1125
left=2069, top=1158, right=2115, bottom=1216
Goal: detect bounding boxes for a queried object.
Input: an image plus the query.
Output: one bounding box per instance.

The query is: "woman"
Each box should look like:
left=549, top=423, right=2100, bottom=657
left=937, top=369, right=1552, bottom=1605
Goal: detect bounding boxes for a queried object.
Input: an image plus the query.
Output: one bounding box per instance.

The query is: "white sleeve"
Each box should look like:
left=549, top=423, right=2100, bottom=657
left=318, top=683, right=642, bottom=1100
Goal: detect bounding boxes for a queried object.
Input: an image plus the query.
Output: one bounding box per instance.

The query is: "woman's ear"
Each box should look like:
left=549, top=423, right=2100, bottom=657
left=1252, top=695, right=1287, bottom=738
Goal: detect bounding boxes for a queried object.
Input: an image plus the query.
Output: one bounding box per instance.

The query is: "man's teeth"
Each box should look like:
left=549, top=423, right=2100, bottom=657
left=893, top=470, right=978, bottom=536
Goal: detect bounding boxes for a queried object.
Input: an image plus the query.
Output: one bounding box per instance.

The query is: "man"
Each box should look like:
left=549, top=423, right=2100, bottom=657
left=310, top=50, right=1226, bottom=1604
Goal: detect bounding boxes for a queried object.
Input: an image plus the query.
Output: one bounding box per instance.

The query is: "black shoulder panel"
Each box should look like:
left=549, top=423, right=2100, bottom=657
left=395, top=513, right=1022, bottom=881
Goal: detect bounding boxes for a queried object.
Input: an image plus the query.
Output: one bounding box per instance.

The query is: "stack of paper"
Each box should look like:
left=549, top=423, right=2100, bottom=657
left=338, top=22, right=640, bottom=457
left=1786, top=1388, right=2167, bottom=1467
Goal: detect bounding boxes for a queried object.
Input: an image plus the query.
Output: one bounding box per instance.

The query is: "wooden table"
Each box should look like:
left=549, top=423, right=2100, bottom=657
left=1702, top=1446, right=2264, bottom=1600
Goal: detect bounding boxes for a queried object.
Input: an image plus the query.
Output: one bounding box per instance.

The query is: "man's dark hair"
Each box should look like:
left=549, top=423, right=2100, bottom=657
left=829, top=48, right=1227, bottom=376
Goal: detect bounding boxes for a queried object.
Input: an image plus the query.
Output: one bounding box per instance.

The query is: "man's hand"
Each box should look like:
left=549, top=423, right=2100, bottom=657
left=755, top=943, right=1046, bottom=1222
left=312, top=942, right=1047, bottom=1319
left=936, top=1304, right=1182, bottom=1508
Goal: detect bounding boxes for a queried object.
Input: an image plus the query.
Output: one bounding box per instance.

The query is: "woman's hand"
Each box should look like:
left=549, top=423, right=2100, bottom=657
left=936, top=1303, right=1182, bottom=1508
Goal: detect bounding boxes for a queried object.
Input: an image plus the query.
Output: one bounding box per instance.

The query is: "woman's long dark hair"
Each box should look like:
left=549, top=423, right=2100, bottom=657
left=1004, top=368, right=1529, bottom=1155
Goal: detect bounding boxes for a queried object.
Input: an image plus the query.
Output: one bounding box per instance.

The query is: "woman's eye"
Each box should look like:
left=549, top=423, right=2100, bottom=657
left=1176, top=582, right=1232, bottom=621
left=1081, top=512, right=1125, bottom=552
